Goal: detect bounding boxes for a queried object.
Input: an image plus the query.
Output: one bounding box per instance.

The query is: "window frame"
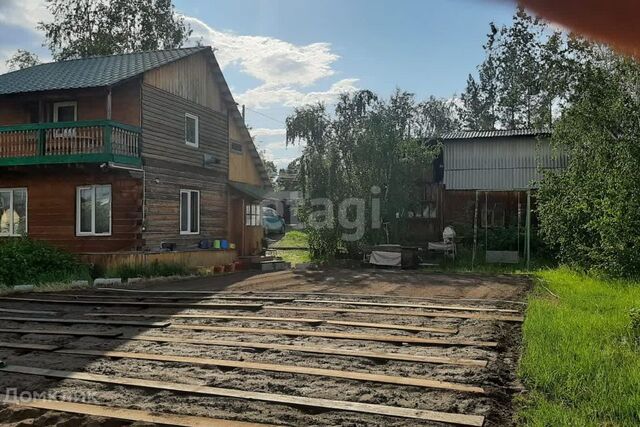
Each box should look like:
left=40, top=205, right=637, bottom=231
left=245, top=203, right=262, bottom=227
left=230, top=141, right=244, bottom=154
left=180, top=189, right=201, bottom=235
left=184, top=113, right=199, bottom=148
left=76, top=185, right=112, bottom=237
left=53, top=101, right=78, bottom=123
left=0, top=188, right=28, bottom=237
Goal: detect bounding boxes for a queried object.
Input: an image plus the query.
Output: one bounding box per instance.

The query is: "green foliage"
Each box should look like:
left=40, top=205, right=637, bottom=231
left=39, top=0, right=192, bottom=60
left=538, top=51, right=640, bottom=278
left=459, top=8, right=583, bottom=130
left=106, top=260, right=192, bottom=280
left=5, top=50, right=40, bottom=71
left=0, top=238, right=86, bottom=287
left=517, top=268, right=640, bottom=426
left=276, top=158, right=301, bottom=191
left=286, top=90, right=457, bottom=260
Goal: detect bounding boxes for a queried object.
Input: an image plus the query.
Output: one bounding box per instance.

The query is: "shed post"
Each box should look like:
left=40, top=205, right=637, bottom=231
left=526, top=190, right=531, bottom=270
left=472, top=190, right=479, bottom=269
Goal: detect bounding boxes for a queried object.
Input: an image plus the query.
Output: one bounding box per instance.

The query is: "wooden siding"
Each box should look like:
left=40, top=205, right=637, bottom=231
left=0, top=85, right=142, bottom=126
left=143, top=158, right=228, bottom=250
left=111, top=79, right=141, bottom=126
left=141, top=83, right=229, bottom=170
left=143, top=51, right=225, bottom=113
left=228, top=117, right=264, bottom=186
left=0, top=166, right=142, bottom=252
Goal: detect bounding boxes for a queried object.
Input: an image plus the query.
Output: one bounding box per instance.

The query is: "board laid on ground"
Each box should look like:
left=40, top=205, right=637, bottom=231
left=1, top=398, right=270, bottom=427
left=0, top=297, right=261, bottom=310
left=55, top=349, right=485, bottom=393
left=83, top=312, right=457, bottom=334
left=169, top=325, right=498, bottom=347
left=128, top=335, right=487, bottom=367
left=265, top=305, right=524, bottom=322
left=0, top=365, right=485, bottom=426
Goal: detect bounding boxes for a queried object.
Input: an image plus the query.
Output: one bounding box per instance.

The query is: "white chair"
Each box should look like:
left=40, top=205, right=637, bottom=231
left=428, top=226, right=457, bottom=259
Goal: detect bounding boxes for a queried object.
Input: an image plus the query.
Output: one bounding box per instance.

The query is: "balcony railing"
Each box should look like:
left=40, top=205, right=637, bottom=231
left=0, top=120, right=141, bottom=166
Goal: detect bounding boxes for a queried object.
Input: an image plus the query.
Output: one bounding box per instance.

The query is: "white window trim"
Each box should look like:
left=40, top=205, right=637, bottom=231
left=0, top=188, right=28, bottom=237
left=53, top=101, right=78, bottom=122
left=76, top=185, right=112, bottom=237
left=245, top=203, right=262, bottom=227
left=185, top=113, right=199, bottom=147
left=180, top=189, right=201, bottom=235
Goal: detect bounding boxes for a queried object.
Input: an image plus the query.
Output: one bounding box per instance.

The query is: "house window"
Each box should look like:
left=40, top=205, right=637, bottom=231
left=180, top=190, right=200, bottom=234
left=245, top=204, right=261, bottom=226
left=76, top=185, right=111, bottom=236
left=0, top=188, right=27, bottom=236
left=53, top=101, right=77, bottom=122
left=231, top=141, right=243, bottom=153
left=185, top=113, right=199, bottom=147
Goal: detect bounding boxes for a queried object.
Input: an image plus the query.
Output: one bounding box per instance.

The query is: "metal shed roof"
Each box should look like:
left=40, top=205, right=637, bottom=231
left=0, top=47, right=207, bottom=95
left=441, top=129, right=550, bottom=140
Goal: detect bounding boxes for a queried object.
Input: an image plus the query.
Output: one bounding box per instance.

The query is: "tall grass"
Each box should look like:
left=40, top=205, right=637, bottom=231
left=105, top=260, right=192, bottom=280
left=517, top=268, right=640, bottom=426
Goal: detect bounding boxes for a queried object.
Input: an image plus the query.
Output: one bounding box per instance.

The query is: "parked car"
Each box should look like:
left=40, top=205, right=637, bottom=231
left=262, top=206, right=286, bottom=234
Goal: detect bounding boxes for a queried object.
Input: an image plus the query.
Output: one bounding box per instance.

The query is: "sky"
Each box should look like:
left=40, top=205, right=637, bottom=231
left=0, top=0, right=519, bottom=169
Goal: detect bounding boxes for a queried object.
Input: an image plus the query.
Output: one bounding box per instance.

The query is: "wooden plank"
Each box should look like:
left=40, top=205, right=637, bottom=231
left=0, top=297, right=262, bottom=311
left=234, top=291, right=528, bottom=305
left=326, top=320, right=455, bottom=334
left=128, top=335, right=487, bottom=367
left=0, top=316, right=170, bottom=328
left=0, top=328, right=122, bottom=338
left=83, top=313, right=457, bottom=334
left=0, top=308, right=58, bottom=315
left=56, top=349, right=485, bottom=393
left=293, top=299, right=520, bottom=314
left=267, top=305, right=524, bottom=322
left=0, top=341, right=60, bottom=351
left=2, top=398, right=268, bottom=427
left=168, top=325, right=498, bottom=347
left=0, top=365, right=485, bottom=426
left=43, top=294, right=295, bottom=303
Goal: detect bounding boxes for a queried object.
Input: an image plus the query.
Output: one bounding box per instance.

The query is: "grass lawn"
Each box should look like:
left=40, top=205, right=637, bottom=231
left=271, top=230, right=310, bottom=266
left=271, top=230, right=309, bottom=248
left=517, top=268, right=640, bottom=426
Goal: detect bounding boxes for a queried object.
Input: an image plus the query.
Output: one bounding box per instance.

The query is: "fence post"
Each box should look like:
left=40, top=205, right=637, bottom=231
left=104, top=123, right=112, bottom=154
left=37, top=128, right=45, bottom=156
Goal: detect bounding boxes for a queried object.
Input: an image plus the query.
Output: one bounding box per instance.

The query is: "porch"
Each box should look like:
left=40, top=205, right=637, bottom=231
left=0, top=120, right=141, bottom=167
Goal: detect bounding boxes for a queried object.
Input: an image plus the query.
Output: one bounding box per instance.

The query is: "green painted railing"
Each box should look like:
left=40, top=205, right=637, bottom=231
left=0, top=120, right=141, bottom=166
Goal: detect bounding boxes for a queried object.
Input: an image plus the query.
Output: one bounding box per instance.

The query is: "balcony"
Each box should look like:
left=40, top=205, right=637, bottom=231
left=0, top=120, right=141, bottom=167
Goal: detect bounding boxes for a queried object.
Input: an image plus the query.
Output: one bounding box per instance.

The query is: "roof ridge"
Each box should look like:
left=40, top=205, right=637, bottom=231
left=0, top=46, right=209, bottom=76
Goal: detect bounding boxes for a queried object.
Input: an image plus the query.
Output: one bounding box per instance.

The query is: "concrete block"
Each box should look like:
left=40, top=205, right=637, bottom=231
left=13, top=285, right=34, bottom=292
left=93, top=278, right=122, bottom=286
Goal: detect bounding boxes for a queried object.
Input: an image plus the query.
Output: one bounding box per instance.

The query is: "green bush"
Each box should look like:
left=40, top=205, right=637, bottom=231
left=538, top=54, right=640, bottom=278
left=0, top=238, right=86, bottom=287
left=106, top=260, right=191, bottom=280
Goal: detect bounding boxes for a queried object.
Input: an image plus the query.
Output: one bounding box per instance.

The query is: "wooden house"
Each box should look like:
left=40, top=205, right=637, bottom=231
left=0, top=47, right=270, bottom=265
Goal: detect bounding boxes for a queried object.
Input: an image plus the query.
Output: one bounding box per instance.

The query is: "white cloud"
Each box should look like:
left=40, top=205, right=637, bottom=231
left=186, top=16, right=338, bottom=87
left=251, top=128, right=287, bottom=138
left=237, top=78, right=360, bottom=109
left=0, top=0, right=49, bottom=31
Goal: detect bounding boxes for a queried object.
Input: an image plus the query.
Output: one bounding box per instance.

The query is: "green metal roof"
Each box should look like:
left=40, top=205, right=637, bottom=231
left=0, top=47, right=207, bottom=95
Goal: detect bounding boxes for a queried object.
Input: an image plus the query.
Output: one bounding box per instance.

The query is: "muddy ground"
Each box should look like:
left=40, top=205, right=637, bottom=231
left=0, top=268, right=530, bottom=426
